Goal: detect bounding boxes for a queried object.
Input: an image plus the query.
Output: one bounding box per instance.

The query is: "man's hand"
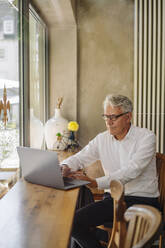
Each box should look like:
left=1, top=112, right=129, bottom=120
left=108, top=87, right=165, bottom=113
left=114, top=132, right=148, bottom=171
left=67, top=171, right=98, bottom=188
left=61, top=164, right=72, bottom=177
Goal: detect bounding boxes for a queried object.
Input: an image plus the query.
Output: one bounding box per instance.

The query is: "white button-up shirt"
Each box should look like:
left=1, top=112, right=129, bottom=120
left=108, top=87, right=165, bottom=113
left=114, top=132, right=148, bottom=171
left=62, top=125, right=159, bottom=197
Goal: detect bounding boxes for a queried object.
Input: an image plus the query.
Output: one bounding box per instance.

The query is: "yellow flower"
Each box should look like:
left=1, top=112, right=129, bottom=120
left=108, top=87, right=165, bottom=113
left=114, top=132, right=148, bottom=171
left=68, top=121, right=79, bottom=132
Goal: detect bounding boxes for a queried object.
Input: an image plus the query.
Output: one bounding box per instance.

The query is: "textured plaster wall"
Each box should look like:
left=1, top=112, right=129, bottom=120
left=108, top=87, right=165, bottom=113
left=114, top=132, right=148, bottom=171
left=32, top=0, right=77, bottom=122
left=49, top=26, right=77, bottom=121
left=77, top=0, right=134, bottom=146
left=35, top=0, right=134, bottom=178
left=32, top=0, right=134, bottom=148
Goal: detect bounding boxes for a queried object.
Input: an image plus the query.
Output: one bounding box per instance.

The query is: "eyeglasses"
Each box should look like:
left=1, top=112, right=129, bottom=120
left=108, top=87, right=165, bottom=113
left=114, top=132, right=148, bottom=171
left=102, top=112, right=129, bottom=121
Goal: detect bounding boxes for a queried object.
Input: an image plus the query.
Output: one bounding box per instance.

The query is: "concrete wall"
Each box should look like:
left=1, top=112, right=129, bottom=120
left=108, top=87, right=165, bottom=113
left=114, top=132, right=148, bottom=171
left=31, top=0, right=77, bottom=121
left=47, top=0, right=134, bottom=147
left=31, top=0, right=134, bottom=177
left=31, top=0, right=134, bottom=147
left=49, top=25, right=77, bottom=121
left=77, top=0, right=134, bottom=146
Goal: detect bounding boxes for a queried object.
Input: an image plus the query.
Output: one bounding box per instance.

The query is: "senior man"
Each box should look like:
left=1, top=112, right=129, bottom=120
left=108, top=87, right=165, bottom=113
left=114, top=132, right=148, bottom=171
left=61, top=94, right=160, bottom=248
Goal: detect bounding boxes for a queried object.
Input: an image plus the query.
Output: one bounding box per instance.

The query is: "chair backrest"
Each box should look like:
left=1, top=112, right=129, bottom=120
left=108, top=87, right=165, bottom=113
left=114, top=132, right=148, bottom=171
left=124, top=204, right=162, bottom=248
left=107, top=180, right=127, bottom=248
left=156, top=152, right=165, bottom=221
left=107, top=180, right=162, bottom=248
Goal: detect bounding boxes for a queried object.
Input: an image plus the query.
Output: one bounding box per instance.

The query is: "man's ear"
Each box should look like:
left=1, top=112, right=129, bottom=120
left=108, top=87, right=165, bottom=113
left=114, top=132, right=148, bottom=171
left=126, top=112, right=132, bottom=122
left=129, top=112, right=132, bottom=120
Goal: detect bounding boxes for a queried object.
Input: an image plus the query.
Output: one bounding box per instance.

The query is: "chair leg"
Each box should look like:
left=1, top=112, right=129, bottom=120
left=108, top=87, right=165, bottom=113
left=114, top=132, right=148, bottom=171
left=159, top=234, right=165, bottom=248
left=159, top=235, right=162, bottom=248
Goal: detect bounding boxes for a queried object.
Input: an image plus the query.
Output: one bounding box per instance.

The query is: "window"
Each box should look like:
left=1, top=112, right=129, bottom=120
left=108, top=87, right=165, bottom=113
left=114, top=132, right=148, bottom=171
left=0, top=0, right=19, bottom=168
left=3, top=19, right=14, bottom=35
left=0, top=48, right=5, bottom=59
left=0, top=0, right=48, bottom=168
left=29, top=5, right=48, bottom=149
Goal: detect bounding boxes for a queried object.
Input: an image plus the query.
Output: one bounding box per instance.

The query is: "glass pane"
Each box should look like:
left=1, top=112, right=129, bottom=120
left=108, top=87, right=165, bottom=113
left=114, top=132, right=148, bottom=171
left=29, top=8, right=46, bottom=149
left=0, top=0, right=19, bottom=168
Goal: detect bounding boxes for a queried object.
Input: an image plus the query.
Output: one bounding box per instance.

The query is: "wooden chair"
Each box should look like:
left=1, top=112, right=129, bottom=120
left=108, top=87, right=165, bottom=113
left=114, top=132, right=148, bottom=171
left=107, top=203, right=162, bottom=248
left=96, top=153, right=165, bottom=247
left=107, top=182, right=162, bottom=248
left=123, top=204, right=162, bottom=248
left=96, top=180, right=126, bottom=247
left=107, top=153, right=165, bottom=248
left=156, top=152, right=165, bottom=247
left=107, top=180, right=127, bottom=248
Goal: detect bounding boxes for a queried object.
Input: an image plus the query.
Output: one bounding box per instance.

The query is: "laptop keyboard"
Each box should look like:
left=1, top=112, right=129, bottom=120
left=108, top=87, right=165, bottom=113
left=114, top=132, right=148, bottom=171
left=64, top=181, right=74, bottom=186
left=63, top=178, right=74, bottom=186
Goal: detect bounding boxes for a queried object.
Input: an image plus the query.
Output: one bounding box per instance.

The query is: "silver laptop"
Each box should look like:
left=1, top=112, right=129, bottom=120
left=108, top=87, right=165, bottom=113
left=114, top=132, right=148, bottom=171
left=17, top=146, right=90, bottom=190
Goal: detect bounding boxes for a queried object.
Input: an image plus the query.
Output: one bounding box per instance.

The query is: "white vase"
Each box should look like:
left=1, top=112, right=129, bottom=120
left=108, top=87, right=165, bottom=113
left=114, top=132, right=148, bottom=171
left=30, top=109, right=44, bottom=149
left=44, top=108, right=69, bottom=150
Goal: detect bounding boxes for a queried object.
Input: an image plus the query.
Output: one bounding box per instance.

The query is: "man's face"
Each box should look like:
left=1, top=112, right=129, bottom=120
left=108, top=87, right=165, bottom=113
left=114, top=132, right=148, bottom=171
left=104, top=105, right=132, bottom=138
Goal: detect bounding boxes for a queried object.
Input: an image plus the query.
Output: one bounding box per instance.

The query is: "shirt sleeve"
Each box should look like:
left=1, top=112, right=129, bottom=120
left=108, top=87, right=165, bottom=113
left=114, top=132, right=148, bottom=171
left=60, top=136, right=100, bottom=171
left=96, top=131, right=156, bottom=189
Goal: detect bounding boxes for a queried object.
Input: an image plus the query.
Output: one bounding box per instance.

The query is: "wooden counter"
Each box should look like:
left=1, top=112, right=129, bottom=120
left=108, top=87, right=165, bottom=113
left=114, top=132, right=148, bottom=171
left=0, top=179, right=79, bottom=248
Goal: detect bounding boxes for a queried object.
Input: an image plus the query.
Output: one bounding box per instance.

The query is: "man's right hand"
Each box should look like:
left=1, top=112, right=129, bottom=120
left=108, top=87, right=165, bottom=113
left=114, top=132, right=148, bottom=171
left=61, top=164, right=71, bottom=177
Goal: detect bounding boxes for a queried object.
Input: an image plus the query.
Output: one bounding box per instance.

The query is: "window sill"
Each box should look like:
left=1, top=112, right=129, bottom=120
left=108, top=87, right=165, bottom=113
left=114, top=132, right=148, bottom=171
left=0, top=167, right=20, bottom=198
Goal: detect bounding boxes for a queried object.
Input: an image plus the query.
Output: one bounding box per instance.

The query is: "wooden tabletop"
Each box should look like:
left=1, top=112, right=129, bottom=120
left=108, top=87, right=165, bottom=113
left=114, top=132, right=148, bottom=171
left=0, top=179, right=80, bottom=248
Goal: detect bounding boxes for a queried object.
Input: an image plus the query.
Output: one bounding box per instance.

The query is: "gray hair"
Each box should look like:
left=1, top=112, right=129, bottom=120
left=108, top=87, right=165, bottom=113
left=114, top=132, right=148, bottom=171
left=103, top=94, right=133, bottom=113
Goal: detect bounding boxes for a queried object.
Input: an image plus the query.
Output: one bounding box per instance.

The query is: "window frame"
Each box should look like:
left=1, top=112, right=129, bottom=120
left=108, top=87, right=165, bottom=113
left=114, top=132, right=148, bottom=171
left=19, top=0, right=48, bottom=147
